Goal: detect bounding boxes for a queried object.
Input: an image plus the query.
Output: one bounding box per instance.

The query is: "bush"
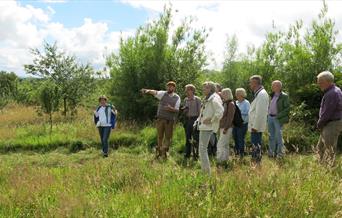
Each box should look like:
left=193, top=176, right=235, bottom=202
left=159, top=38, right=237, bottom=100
left=283, top=122, right=319, bottom=153
left=139, top=126, right=157, bottom=150
left=110, top=132, right=140, bottom=149
left=69, top=141, right=87, bottom=153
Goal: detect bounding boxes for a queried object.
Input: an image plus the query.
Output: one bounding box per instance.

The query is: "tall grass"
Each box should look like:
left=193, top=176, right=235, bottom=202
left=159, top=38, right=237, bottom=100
left=0, top=104, right=322, bottom=154
left=0, top=104, right=341, bottom=217
left=0, top=149, right=341, bottom=217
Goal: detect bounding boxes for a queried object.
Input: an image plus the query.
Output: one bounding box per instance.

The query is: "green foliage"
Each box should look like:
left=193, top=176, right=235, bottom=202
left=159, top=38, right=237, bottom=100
left=110, top=132, right=140, bottom=149
left=24, top=42, right=95, bottom=116
left=14, top=78, right=42, bottom=105
left=215, top=4, right=341, bottom=124
left=107, top=7, right=209, bottom=120
left=283, top=121, right=319, bottom=153
left=39, top=81, right=60, bottom=133
left=0, top=71, right=18, bottom=110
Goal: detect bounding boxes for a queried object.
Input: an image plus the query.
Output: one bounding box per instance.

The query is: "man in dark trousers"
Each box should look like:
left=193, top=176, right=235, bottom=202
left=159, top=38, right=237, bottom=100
left=181, top=84, right=201, bottom=160
left=141, top=81, right=181, bottom=159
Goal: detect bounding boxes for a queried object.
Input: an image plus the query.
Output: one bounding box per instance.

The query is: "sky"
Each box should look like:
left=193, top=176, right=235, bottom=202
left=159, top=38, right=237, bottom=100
left=1, top=0, right=342, bottom=77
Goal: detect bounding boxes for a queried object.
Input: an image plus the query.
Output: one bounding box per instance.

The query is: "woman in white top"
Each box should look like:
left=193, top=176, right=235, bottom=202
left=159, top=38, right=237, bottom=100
left=94, top=95, right=117, bottom=157
left=197, top=81, right=224, bottom=175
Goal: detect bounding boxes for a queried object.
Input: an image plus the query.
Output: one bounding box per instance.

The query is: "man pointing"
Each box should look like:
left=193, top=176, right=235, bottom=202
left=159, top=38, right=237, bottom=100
left=141, top=81, right=181, bottom=159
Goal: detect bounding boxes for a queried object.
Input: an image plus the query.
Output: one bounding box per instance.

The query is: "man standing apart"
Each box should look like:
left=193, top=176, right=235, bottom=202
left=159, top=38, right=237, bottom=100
left=316, top=71, right=342, bottom=167
left=141, top=81, right=181, bottom=159
left=248, top=75, right=270, bottom=160
left=268, top=80, right=290, bottom=158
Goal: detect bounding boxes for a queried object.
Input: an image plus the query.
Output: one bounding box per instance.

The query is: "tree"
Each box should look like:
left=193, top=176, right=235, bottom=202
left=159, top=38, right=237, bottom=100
left=39, top=80, right=60, bottom=133
left=221, top=35, right=240, bottom=91
left=107, top=6, right=209, bottom=120
left=0, top=71, right=18, bottom=110
left=216, top=2, right=340, bottom=125
left=24, top=42, right=95, bottom=116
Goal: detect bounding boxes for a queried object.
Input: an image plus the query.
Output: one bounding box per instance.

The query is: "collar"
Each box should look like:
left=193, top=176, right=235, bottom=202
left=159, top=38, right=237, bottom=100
left=206, top=93, right=215, bottom=101
left=254, top=86, right=264, bottom=97
left=166, top=91, right=175, bottom=97
left=324, top=84, right=335, bottom=94
left=187, top=95, right=195, bottom=100
left=272, top=92, right=281, bottom=97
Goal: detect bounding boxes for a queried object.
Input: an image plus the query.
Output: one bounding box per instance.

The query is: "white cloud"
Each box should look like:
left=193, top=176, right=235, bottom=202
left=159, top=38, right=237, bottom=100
left=0, top=0, right=133, bottom=76
left=45, top=18, right=134, bottom=66
left=121, top=0, right=342, bottom=69
left=0, top=0, right=49, bottom=74
left=1, top=0, right=342, bottom=76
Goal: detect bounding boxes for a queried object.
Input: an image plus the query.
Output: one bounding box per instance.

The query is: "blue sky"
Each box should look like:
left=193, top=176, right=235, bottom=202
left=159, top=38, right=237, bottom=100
left=1, top=0, right=342, bottom=76
left=18, top=0, right=149, bottom=30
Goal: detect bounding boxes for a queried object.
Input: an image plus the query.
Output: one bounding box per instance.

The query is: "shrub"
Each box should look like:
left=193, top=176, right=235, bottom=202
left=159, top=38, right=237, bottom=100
left=110, top=132, right=140, bottom=149
left=139, top=126, right=157, bottom=150
left=283, top=122, right=319, bottom=153
left=69, top=141, right=87, bottom=153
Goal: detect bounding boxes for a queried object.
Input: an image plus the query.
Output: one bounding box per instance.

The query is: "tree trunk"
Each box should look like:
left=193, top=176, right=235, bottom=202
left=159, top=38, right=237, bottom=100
left=63, top=97, right=67, bottom=116
left=49, top=112, right=53, bottom=135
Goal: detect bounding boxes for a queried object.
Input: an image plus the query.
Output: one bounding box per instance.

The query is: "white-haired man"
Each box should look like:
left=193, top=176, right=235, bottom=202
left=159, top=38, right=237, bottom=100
left=248, top=75, right=270, bottom=162
left=316, top=71, right=342, bottom=166
left=268, top=80, right=290, bottom=158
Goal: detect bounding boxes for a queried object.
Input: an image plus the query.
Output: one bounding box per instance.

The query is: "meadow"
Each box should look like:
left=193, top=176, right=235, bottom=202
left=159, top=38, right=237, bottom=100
left=0, top=104, right=341, bottom=217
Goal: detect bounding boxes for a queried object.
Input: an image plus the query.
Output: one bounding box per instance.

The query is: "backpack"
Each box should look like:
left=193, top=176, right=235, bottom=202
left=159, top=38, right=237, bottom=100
left=232, top=101, right=244, bottom=127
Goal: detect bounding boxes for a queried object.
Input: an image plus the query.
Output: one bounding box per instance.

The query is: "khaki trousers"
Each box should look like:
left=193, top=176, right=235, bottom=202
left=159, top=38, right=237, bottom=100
left=156, top=118, right=174, bottom=158
left=316, top=120, right=342, bottom=166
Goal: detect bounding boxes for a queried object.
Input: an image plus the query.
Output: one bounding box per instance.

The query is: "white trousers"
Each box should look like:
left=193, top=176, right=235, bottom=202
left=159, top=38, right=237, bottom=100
left=216, top=128, right=233, bottom=162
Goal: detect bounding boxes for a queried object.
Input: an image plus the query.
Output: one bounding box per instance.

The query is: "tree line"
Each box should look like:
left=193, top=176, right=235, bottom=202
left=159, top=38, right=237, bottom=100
left=0, top=4, right=341, bottom=128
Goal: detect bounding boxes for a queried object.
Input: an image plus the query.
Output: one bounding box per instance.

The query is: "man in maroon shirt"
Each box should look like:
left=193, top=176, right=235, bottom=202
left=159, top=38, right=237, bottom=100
left=316, top=71, right=342, bottom=167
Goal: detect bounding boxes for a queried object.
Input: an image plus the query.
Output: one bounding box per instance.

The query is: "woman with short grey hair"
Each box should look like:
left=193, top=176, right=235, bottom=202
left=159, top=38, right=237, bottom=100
left=216, top=88, right=235, bottom=165
left=196, top=81, right=224, bottom=175
left=233, top=88, right=250, bottom=158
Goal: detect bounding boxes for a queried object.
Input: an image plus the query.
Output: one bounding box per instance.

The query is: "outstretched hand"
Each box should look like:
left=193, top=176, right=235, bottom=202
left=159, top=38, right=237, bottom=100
left=140, top=89, right=147, bottom=94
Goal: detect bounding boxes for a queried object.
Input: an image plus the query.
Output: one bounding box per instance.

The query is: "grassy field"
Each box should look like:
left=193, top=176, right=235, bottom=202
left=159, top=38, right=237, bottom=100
left=0, top=104, right=341, bottom=217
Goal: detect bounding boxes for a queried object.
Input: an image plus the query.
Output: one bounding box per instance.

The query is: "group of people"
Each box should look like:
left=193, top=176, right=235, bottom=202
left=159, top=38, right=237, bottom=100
left=94, top=71, right=341, bottom=174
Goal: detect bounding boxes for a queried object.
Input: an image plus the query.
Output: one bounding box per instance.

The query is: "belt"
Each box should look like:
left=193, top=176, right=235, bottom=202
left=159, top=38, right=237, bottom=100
left=269, top=114, right=277, bottom=117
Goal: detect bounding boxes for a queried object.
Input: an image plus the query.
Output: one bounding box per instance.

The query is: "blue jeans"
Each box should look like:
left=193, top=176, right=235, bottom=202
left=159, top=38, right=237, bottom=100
left=268, top=116, right=284, bottom=157
left=233, top=123, right=248, bottom=157
left=98, top=127, right=111, bottom=155
left=251, top=132, right=262, bottom=146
